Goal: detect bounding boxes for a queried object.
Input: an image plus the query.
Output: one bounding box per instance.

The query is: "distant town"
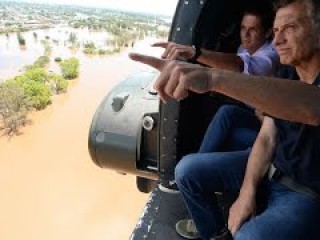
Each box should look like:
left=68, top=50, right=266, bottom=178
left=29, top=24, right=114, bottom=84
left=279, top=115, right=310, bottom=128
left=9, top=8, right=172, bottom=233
left=0, top=1, right=171, bottom=38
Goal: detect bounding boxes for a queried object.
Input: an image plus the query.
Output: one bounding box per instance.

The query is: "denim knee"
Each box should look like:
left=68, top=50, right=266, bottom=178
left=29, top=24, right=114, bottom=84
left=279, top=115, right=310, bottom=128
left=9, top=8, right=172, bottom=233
left=216, top=105, right=241, bottom=118
left=234, top=230, right=254, bottom=240
left=175, top=154, right=198, bottom=187
left=234, top=223, right=264, bottom=240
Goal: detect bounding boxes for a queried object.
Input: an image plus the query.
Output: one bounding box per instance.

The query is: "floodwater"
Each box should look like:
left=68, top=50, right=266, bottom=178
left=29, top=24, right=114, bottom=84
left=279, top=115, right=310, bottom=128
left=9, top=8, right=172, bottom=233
left=0, top=29, right=163, bottom=240
left=0, top=27, right=114, bottom=81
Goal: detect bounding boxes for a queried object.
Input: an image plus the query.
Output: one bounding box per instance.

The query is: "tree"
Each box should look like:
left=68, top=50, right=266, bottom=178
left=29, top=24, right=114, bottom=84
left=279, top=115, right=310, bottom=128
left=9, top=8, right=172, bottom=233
left=68, top=32, right=77, bottom=45
left=59, top=58, right=80, bottom=79
left=9, top=70, right=52, bottom=110
left=17, top=32, right=26, bottom=46
left=48, top=74, right=68, bottom=94
left=0, top=83, right=32, bottom=135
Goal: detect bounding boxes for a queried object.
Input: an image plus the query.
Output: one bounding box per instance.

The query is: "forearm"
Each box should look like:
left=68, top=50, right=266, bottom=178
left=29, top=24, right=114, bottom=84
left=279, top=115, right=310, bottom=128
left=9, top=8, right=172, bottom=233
left=227, top=117, right=276, bottom=235
left=129, top=53, right=320, bottom=125
left=211, top=70, right=320, bottom=125
left=198, top=49, right=243, bottom=72
left=241, top=143, right=273, bottom=196
left=240, top=125, right=276, bottom=196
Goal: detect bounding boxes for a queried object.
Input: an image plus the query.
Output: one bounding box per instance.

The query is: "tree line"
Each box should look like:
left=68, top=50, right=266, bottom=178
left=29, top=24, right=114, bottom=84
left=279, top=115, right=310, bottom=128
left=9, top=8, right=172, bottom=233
left=0, top=40, right=80, bottom=136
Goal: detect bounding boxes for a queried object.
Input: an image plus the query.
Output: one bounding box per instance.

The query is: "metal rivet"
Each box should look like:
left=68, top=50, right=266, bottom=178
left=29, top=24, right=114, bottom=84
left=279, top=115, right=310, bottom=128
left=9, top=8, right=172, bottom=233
left=142, top=116, right=154, bottom=131
left=162, top=136, right=166, bottom=140
left=177, top=27, right=181, bottom=31
left=185, top=0, right=189, bottom=4
left=200, top=0, right=204, bottom=4
left=190, top=27, right=193, bottom=31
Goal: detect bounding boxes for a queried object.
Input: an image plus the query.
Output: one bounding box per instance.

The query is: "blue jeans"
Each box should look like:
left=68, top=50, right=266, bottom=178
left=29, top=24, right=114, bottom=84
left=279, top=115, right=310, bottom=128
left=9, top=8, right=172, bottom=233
left=176, top=105, right=260, bottom=239
left=175, top=150, right=250, bottom=239
left=235, top=181, right=320, bottom=240
left=199, top=105, right=260, bottom=153
left=176, top=154, right=320, bottom=240
left=175, top=106, right=320, bottom=239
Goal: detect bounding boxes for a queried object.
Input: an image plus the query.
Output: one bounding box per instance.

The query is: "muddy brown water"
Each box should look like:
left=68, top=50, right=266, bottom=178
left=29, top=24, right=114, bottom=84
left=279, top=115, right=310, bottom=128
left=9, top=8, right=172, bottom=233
left=0, top=45, right=161, bottom=239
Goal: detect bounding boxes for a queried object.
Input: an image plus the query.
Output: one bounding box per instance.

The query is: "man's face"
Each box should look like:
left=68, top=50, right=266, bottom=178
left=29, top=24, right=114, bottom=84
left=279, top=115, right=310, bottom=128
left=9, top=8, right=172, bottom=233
left=240, top=14, right=267, bottom=54
left=273, top=1, right=319, bottom=66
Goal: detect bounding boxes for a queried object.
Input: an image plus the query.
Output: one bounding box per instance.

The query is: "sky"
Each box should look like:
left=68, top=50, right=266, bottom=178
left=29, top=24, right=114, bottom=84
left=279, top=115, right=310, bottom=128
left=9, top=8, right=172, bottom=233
left=11, top=0, right=179, bottom=16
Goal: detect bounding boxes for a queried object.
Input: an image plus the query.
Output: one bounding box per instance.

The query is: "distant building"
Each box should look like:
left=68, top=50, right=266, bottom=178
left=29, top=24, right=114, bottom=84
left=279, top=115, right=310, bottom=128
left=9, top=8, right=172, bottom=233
left=24, top=20, right=41, bottom=25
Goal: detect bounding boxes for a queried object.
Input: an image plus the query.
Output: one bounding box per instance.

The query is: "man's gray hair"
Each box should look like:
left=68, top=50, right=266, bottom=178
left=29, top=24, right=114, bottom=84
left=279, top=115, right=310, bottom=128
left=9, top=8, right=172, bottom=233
left=274, top=0, right=320, bottom=33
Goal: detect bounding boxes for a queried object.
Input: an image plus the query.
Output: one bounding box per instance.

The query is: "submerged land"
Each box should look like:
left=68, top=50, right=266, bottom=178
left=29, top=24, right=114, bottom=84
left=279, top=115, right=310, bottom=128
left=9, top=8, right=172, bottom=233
left=0, top=1, right=168, bottom=239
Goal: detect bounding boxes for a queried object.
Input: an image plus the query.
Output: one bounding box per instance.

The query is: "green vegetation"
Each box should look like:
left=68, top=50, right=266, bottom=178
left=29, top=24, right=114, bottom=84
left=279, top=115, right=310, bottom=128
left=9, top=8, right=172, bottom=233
left=0, top=26, right=29, bottom=35
left=98, top=49, right=107, bottom=55
left=54, top=57, right=62, bottom=62
left=40, top=40, right=52, bottom=56
left=0, top=71, right=68, bottom=134
left=83, top=42, right=96, bottom=54
left=35, top=56, right=50, bottom=67
left=25, top=56, right=50, bottom=70
left=17, top=32, right=26, bottom=46
left=59, top=57, right=80, bottom=79
left=0, top=1, right=170, bottom=135
left=49, top=74, right=68, bottom=93
left=68, top=12, right=170, bottom=49
left=7, top=69, right=52, bottom=110
left=0, top=84, right=32, bottom=135
left=24, top=39, right=51, bottom=70
left=82, top=42, right=120, bottom=56
left=68, top=32, right=77, bottom=45
left=0, top=41, right=77, bottom=134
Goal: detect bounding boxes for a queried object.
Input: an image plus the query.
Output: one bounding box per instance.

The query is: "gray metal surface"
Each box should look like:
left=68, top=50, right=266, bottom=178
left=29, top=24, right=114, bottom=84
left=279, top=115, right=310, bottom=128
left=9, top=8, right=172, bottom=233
left=88, top=71, right=160, bottom=180
left=130, top=187, right=189, bottom=240
left=170, top=0, right=206, bottom=45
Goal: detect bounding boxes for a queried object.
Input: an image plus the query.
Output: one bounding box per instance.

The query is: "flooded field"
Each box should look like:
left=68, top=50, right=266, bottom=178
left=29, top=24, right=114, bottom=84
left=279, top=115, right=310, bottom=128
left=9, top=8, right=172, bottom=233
left=0, top=28, right=163, bottom=240
left=0, top=26, right=117, bottom=81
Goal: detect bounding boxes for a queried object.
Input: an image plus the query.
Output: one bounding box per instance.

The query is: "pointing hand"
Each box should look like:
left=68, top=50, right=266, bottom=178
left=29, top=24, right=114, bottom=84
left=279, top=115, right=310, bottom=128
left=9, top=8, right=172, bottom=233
left=129, top=53, right=216, bottom=102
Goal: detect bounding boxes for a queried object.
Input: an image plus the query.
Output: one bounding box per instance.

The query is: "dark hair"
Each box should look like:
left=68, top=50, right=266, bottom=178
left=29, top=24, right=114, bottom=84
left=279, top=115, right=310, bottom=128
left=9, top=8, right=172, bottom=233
left=274, top=0, right=320, bottom=33
left=243, top=1, right=275, bottom=32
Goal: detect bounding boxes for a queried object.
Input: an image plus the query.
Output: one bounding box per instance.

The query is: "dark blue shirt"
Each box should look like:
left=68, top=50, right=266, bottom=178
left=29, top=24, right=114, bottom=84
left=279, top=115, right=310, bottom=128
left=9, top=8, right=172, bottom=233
left=273, top=72, right=320, bottom=194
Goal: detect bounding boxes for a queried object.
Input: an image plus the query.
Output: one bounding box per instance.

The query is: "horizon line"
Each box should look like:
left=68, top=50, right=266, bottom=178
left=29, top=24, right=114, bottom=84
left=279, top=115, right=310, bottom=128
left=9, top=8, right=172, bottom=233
left=0, top=0, right=176, bottom=17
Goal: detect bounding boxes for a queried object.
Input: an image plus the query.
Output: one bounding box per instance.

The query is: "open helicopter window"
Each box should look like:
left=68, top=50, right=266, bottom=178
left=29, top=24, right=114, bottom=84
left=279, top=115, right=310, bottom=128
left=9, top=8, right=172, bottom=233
left=88, top=0, right=277, bottom=194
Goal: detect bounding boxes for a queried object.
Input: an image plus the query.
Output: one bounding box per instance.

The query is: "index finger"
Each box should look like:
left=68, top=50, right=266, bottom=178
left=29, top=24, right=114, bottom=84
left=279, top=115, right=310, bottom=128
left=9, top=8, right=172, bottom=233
left=151, top=42, right=169, bottom=48
left=129, top=53, right=165, bottom=71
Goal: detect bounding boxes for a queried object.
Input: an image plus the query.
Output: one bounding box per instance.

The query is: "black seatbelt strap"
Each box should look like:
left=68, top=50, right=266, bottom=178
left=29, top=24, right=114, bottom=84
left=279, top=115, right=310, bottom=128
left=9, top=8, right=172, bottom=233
left=268, top=164, right=320, bottom=202
left=279, top=175, right=320, bottom=202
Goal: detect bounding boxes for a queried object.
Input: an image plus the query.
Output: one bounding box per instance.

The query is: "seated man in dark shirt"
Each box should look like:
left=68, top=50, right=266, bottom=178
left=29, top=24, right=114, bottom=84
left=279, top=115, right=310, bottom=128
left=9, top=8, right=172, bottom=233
left=129, top=0, right=320, bottom=239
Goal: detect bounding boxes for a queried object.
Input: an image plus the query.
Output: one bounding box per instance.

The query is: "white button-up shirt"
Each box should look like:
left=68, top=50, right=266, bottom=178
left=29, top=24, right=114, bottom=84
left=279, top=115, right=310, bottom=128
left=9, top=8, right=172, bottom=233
left=237, top=41, right=279, bottom=76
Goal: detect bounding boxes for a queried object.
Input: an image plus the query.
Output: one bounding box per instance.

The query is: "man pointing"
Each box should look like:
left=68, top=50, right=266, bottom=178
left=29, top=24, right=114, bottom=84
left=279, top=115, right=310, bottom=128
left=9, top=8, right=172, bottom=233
left=129, top=0, right=320, bottom=239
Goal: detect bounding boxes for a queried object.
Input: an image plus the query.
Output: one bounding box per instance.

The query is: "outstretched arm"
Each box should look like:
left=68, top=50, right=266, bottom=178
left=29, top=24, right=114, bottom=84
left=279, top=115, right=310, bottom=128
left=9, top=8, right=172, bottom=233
left=228, top=116, right=277, bottom=235
left=153, top=41, right=243, bottom=72
left=129, top=53, right=320, bottom=125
